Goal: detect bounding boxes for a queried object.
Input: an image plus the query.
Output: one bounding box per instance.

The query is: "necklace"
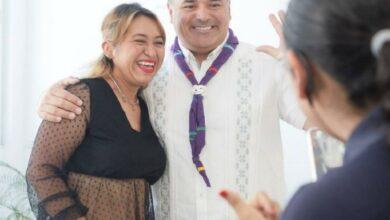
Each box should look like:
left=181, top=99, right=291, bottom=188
left=108, top=73, right=139, bottom=111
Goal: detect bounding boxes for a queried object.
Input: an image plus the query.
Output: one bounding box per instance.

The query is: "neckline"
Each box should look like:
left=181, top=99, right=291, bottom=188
left=98, top=77, right=144, bottom=133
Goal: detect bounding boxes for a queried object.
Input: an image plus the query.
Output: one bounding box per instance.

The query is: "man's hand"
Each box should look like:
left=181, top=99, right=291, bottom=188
left=256, top=10, right=286, bottom=60
left=220, top=190, right=280, bottom=220
left=38, top=77, right=83, bottom=122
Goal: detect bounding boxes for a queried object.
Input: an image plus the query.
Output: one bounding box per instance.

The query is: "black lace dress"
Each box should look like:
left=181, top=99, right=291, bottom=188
left=26, top=78, right=166, bottom=220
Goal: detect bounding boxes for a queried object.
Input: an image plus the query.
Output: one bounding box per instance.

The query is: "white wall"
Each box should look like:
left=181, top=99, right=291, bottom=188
left=0, top=0, right=312, bottom=203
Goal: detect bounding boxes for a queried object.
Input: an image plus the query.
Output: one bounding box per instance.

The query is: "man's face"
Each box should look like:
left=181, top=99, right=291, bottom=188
left=168, top=0, right=231, bottom=55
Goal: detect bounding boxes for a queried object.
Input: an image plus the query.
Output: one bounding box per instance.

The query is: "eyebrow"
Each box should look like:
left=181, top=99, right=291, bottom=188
left=132, top=33, right=164, bottom=40
left=132, top=34, right=148, bottom=38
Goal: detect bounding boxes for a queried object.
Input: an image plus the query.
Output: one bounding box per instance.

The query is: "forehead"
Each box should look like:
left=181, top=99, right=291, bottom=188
left=127, top=16, right=163, bottom=37
left=173, top=0, right=227, bottom=5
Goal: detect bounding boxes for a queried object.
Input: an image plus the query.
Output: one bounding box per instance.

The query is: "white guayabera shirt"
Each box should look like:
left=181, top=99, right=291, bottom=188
left=142, top=34, right=306, bottom=220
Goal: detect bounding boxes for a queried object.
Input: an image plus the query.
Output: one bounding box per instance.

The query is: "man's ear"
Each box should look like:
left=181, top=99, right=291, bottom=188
left=102, top=41, right=114, bottom=59
left=167, top=3, right=174, bottom=24
left=287, top=51, right=309, bottom=101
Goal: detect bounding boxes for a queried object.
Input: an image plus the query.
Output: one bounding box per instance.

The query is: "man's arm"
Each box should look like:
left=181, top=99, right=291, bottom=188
left=258, top=11, right=314, bottom=130
left=38, top=77, right=83, bottom=122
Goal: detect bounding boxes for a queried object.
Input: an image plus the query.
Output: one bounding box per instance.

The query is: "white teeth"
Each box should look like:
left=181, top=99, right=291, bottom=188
left=138, top=61, right=155, bottom=67
left=195, top=26, right=212, bottom=31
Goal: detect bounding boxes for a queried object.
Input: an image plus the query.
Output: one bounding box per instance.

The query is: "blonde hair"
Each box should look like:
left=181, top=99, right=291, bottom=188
left=88, top=3, right=166, bottom=78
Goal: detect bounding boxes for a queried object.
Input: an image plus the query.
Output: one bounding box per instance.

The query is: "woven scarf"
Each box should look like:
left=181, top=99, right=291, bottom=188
left=171, top=29, right=239, bottom=187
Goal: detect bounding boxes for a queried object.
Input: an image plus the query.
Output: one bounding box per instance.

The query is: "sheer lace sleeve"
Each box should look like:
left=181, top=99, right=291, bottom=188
left=27, top=82, right=90, bottom=219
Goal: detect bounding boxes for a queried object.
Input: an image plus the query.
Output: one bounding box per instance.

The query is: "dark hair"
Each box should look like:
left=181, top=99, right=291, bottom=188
left=284, top=0, right=390, bottom=121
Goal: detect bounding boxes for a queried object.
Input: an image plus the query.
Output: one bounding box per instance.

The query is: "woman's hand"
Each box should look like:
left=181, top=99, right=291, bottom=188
left=77, top=217, right=87, bottom=220
left=220, top=190, right=280, bottom=220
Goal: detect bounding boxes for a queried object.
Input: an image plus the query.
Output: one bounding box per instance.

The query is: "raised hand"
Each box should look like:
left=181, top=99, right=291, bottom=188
left=256, top=10, right=286, bottom=60
left=38, top=77, right=83, bottom=122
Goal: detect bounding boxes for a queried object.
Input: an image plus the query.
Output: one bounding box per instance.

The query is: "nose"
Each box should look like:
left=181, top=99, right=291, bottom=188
left=195, top=4, right=211, bottom=22
left=144, top=44, right=157, bottom=58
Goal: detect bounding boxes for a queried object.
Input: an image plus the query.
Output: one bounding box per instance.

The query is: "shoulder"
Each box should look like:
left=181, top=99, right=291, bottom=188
left=77, top=77, right=106, bottom=90
left=235, top=42, right=279, bottom=65
left=64, top=78, right=99, bottom=106
left=66, top=80, right=90, bottom=96
left=234, top=41, right=284, bottom=78
left=282, top=155, right=390, bottom=220
left=282, top=174, right=351, bottom=220
left=234, top=41, right=288, bottom=87
left=67, top=77, right=112, bottom=95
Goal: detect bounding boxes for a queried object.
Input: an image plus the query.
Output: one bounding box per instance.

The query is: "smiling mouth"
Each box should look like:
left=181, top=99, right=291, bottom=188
left=193, top=25, right=216, bottom=32
left=137, top=60, right=156, bottom=74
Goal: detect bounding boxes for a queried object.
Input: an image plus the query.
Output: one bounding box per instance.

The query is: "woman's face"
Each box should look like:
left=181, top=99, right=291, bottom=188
left=111, top=15, right=165, bottom=87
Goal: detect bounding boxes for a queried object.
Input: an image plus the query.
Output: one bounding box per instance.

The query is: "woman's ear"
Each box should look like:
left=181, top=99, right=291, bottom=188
left=287, top=51, right=309, bottom=101
left=102, top=41, right=114, bottom=59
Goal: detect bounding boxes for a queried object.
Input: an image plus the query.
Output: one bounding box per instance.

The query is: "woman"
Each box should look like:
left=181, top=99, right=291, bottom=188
left=221, top=0, right=390, bottom=219
left=26, top=3, right=166, bottom=220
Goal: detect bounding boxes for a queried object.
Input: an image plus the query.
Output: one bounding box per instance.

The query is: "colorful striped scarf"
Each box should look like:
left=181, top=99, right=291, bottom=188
left=171, top=29, right=239, bottom=187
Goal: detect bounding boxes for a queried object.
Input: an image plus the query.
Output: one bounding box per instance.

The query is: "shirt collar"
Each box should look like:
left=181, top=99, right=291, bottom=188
left=343, top=106, right=387, bottom=163
left=177, top=32, right=229, bottom=63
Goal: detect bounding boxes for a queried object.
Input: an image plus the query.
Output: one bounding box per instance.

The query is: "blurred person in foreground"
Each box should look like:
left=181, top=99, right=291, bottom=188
left=221, top=0, right=390, bottom=219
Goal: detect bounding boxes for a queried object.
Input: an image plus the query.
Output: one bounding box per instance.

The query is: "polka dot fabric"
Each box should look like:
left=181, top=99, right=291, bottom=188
left=27, top=82, right=153, bottom=219
left=67, top=172, right=152, bottom=220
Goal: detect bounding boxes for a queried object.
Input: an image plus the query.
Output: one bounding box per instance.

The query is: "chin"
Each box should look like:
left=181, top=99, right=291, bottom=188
left=186, top=34, right=219, bottom=48
left=190, top=41, right=219, bottom=52
left=133, top=81, right=149, bottom=89
left=138, top=77, right=154, bottom=86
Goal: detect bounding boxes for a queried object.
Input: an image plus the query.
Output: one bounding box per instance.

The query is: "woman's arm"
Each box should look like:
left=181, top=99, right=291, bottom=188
left=27, top=82, right=90, bottom=219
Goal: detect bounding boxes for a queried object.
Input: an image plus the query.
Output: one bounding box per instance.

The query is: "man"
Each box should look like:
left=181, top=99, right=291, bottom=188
left=38, top=0, right=310, bottom=219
